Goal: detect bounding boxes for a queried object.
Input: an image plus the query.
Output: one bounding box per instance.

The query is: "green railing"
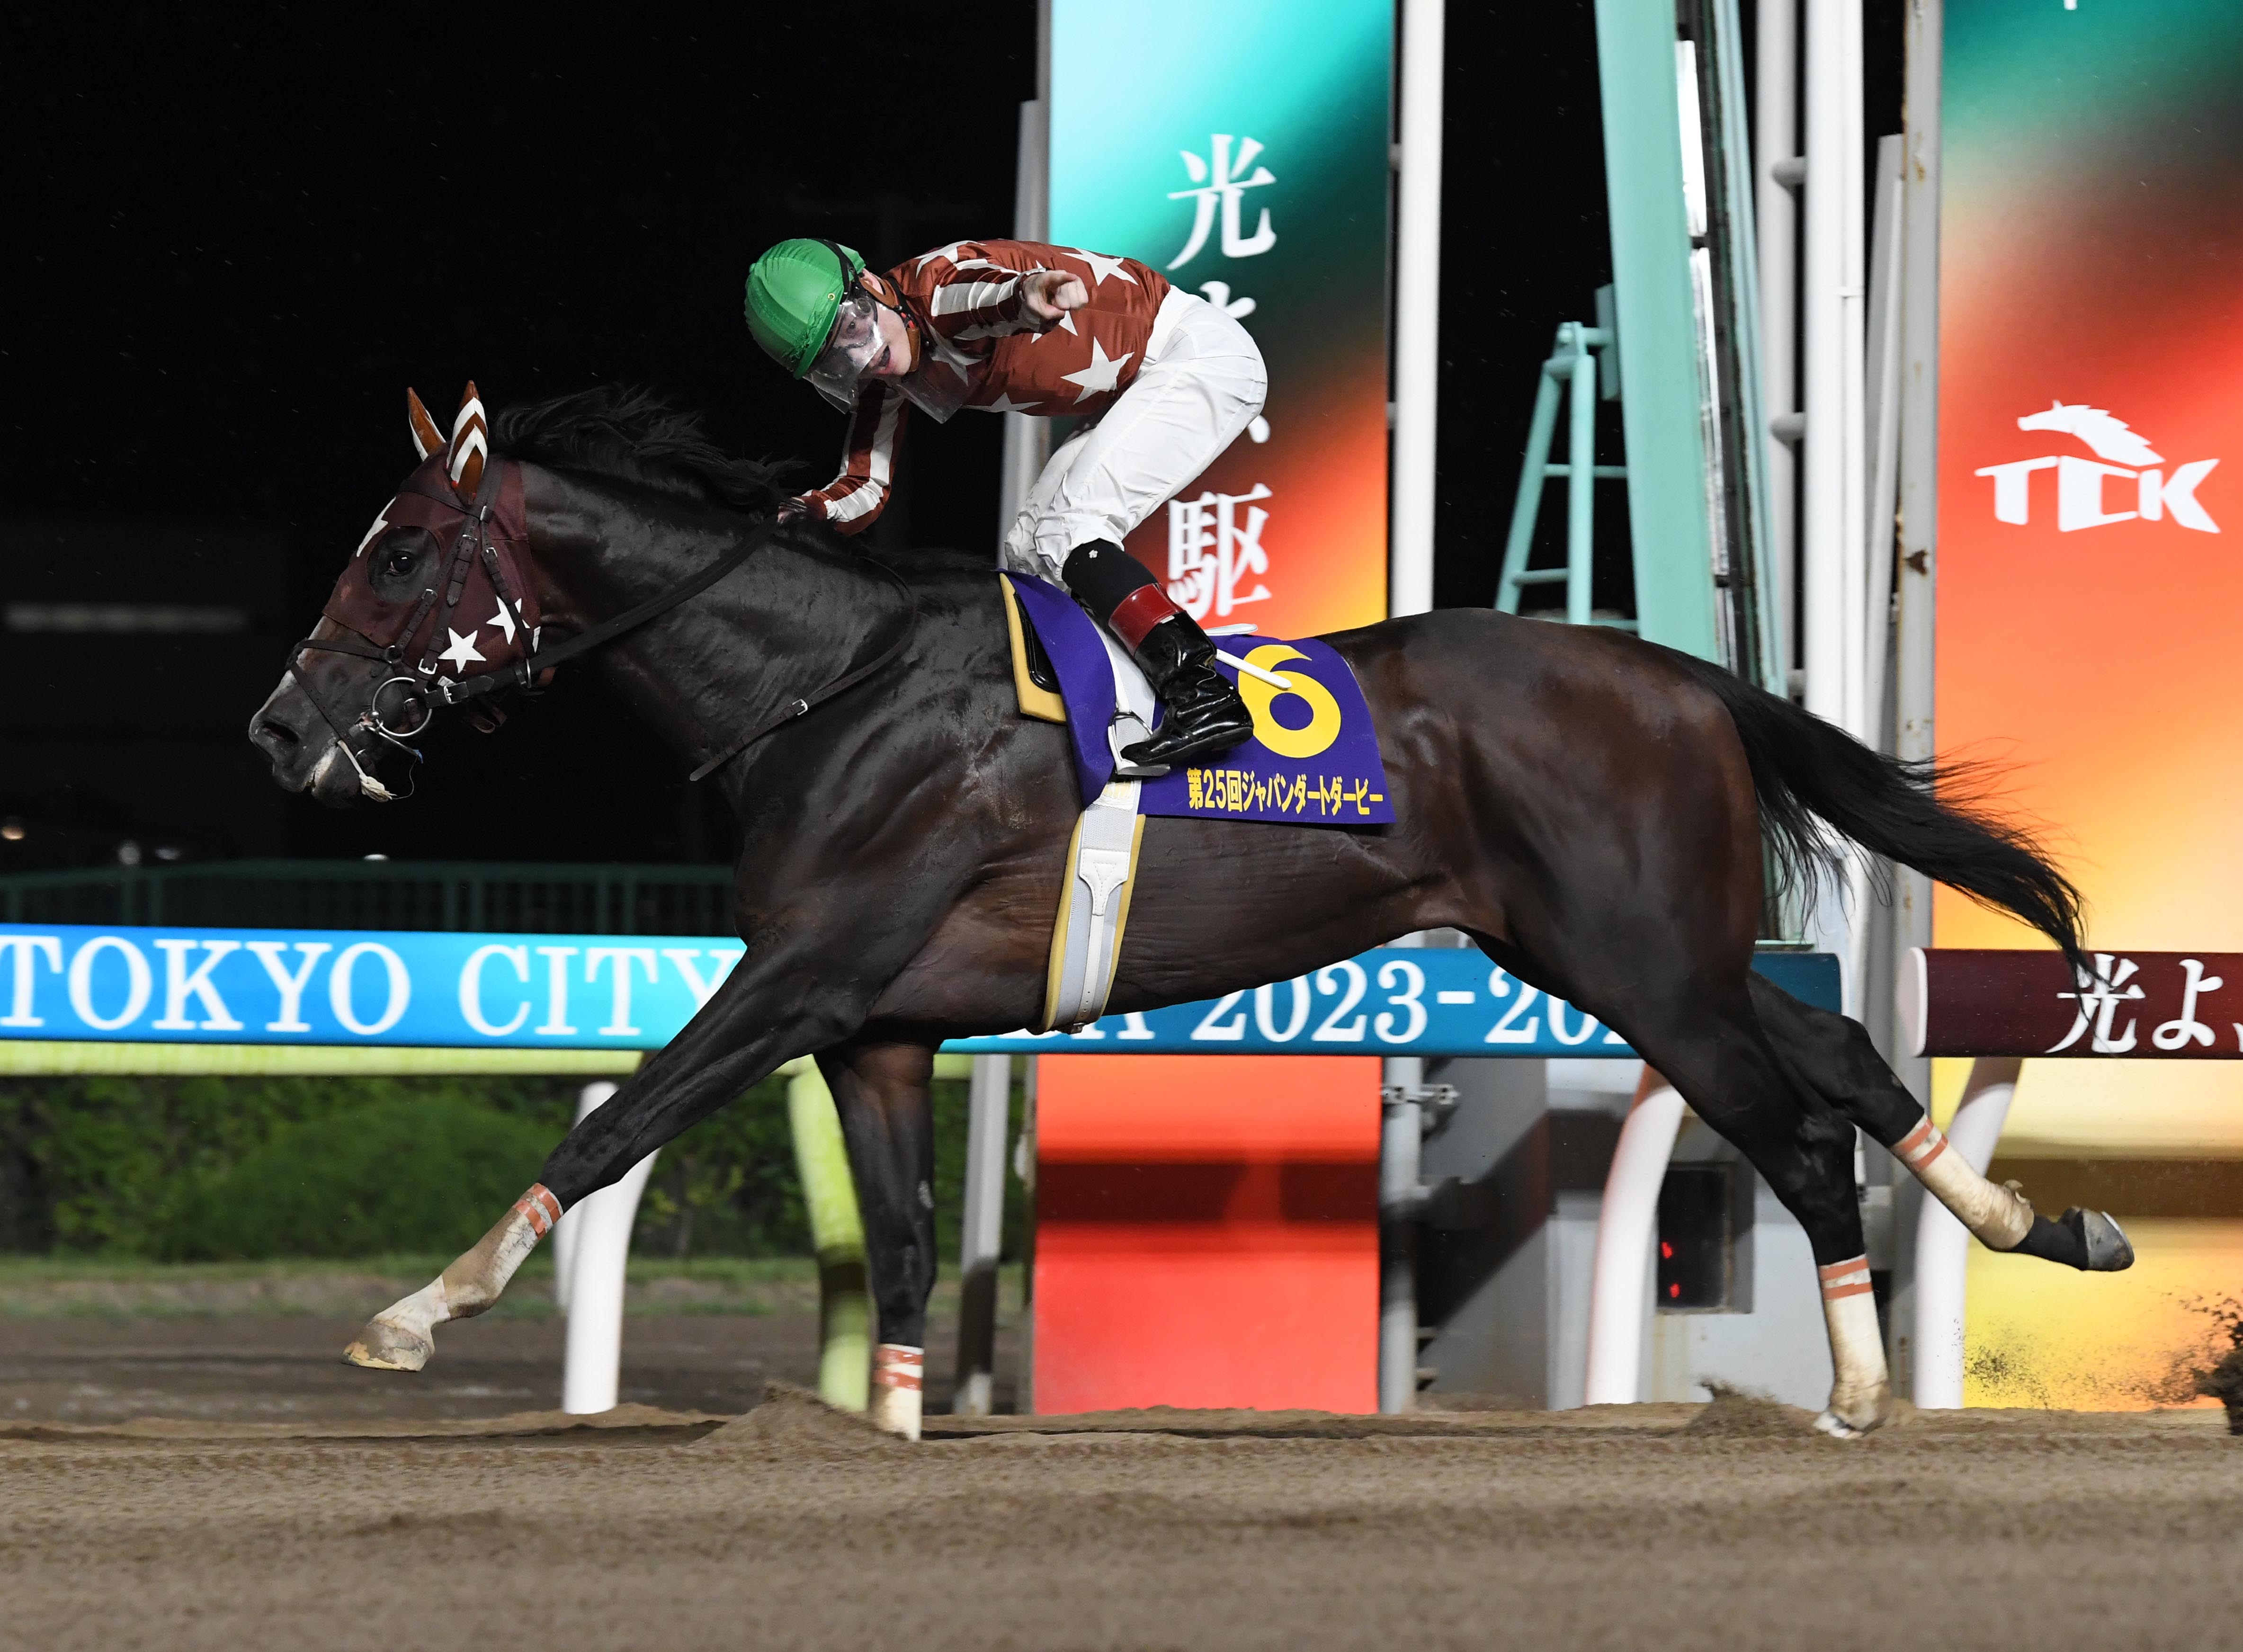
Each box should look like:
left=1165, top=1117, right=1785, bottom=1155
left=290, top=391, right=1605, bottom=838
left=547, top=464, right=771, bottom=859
left=0, top=859, right=736, bottom=936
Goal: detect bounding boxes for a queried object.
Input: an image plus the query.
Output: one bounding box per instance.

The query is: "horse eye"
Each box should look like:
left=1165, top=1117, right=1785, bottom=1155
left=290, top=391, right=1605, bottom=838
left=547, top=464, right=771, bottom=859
left=384, top=548, right=415, bottom=576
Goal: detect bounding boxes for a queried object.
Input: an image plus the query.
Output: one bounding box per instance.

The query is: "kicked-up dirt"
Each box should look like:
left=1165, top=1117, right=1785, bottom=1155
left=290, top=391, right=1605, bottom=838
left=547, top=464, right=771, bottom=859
left=1, top=1380, right=2236, bottom=1652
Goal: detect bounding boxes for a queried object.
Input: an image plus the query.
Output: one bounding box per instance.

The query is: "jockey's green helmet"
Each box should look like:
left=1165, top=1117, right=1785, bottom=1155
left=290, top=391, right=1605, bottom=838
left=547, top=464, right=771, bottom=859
left=744, top=239, right=867, bottom=377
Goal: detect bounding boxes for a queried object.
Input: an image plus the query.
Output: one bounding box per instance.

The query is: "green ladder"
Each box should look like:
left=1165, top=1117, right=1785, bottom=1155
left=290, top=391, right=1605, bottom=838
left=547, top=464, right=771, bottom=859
left=1494, top=298, right=1634, bottom=630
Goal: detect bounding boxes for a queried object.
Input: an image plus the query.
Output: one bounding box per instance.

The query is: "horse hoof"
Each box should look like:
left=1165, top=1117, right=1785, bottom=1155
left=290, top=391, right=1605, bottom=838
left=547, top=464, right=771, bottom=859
left=2073, top=1207, right=2135, bottom=1271
left=344, top=1317, right=433, bottom=1372
left=1814, top=1382, right=1891, bottom=1439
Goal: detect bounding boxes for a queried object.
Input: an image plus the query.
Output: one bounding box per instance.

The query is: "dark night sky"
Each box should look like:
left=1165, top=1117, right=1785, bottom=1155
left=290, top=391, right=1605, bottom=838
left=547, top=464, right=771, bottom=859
left=7, top=3, right=1862, bottom=870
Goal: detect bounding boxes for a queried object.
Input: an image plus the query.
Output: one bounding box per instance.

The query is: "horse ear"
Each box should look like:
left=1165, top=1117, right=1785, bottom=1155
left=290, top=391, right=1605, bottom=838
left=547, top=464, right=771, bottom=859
left=406, top=388, right=445, bottom=460
left=447, top=381, right=490, bottom=497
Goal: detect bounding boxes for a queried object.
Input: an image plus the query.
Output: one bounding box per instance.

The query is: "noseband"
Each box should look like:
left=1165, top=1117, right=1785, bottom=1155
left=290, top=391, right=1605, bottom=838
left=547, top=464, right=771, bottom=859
left=287, top=458, right=914, bottom=800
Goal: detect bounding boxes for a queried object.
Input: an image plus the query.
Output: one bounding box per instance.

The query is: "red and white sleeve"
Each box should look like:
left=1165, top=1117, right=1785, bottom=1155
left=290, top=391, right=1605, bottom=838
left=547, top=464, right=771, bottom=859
left=792, top=383, right=908, bottom=534
left=922, top=266, right=1044, bottom=344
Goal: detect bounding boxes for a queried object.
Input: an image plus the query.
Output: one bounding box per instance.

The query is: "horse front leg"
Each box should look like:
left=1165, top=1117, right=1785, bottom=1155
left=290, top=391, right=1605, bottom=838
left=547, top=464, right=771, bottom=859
left=342, top=930, right=899, bottom=1376
left=820, top=1038, right=939, bottom=1439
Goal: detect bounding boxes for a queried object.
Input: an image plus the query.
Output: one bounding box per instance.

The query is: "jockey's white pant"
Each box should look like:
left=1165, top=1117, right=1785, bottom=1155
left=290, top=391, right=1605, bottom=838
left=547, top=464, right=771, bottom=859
left=1002, top=288, right=1267, bottom=583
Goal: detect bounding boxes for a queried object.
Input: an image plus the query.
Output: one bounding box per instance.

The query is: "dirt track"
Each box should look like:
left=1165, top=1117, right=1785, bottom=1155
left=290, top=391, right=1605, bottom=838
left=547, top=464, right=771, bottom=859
left=4, top=1386, right=2238, bottom=1652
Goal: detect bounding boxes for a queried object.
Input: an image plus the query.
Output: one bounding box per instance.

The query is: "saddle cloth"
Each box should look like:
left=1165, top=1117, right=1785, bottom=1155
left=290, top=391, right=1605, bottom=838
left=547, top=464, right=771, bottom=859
left=999, top=572, right=1395, bottom=1031
left=999, top=573, right=1395, bottom=823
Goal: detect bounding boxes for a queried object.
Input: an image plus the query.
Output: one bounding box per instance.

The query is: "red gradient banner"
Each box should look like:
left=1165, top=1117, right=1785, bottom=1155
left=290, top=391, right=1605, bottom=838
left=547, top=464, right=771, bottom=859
left=1936, top=0, right=2243, bottom=1150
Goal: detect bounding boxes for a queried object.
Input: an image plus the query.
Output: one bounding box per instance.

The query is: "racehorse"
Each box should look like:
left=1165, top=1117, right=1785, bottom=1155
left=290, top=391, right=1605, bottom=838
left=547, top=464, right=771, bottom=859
left=250, top=384, right=2123, bottom=1438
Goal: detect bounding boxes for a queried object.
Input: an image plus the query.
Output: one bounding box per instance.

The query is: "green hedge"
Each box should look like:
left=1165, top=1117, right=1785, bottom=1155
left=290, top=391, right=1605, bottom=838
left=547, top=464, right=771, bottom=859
left=0, top=1067, right=1024, bottom=1263
left=164, top=1098, right=558, bottom=1259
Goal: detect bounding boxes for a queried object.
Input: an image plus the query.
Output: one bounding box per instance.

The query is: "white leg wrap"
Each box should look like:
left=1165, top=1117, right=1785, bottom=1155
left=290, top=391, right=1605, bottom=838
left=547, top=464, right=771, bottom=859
left=1894, top=1117, right=2033, bottom=1249
left=1814, top=1257, right=1891, bottom=1437
left=870, top=1343, right=924, bottom=1441
left=343, top=1185, right=561, bottom=1373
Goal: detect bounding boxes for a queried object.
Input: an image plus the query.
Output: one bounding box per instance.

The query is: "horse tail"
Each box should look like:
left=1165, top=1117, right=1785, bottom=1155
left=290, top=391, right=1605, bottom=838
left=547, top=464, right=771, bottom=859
left=1669, top=652, right=2089, bottom=979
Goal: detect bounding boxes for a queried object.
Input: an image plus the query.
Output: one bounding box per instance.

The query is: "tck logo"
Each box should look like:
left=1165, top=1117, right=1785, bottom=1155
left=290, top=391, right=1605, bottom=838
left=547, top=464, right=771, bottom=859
left=1974, top=402, right=2219, bottom=534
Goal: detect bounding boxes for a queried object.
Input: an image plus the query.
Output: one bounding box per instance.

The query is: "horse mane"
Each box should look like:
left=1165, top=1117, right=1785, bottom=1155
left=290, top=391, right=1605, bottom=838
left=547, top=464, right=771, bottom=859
left=491, top=386, right=788, bottom=512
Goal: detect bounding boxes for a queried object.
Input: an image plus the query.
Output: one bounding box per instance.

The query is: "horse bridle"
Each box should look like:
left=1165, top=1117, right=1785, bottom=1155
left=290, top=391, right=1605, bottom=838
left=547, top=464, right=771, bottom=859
left=287, top=458, right=917, bottom=800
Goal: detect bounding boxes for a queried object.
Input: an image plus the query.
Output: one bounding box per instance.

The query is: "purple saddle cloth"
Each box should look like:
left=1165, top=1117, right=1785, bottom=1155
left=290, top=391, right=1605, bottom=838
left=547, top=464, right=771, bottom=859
left=1003, top=572, right=1395, bottom=825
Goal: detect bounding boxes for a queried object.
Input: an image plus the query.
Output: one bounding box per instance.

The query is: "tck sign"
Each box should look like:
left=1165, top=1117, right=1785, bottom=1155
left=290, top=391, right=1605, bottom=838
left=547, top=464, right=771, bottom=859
left=1973, top=402, right=2219, bottom=534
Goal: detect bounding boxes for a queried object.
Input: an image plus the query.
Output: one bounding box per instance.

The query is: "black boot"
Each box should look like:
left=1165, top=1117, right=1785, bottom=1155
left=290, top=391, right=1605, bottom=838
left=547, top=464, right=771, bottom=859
left=1119, top=614, right=1255, bottom=768
left=1059, top=538, right=1255, bottom=768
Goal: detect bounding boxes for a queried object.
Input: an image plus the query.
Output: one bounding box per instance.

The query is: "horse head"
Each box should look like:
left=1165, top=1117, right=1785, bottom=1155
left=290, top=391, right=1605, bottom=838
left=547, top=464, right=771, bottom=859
left=248, top=382, right=542, bottom=805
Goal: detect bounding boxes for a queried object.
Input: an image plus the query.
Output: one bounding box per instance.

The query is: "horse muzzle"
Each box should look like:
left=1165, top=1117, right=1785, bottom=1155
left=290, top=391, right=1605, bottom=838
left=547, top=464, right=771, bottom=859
left=248, top=675, right=393, bottom=806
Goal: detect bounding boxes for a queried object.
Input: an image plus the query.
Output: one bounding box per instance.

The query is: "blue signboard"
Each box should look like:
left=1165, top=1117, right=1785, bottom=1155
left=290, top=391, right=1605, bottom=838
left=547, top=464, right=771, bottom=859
left=0, top=925, right=1837, bottom=1059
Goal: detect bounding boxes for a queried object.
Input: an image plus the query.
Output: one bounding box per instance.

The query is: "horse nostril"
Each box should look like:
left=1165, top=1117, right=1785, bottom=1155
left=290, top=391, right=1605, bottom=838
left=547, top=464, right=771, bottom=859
left=257, top=719, right=302, bottom=754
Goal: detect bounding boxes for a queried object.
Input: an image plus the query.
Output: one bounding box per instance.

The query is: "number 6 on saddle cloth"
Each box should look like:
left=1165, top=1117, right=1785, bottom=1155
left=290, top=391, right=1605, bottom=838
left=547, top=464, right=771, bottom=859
left=998, top=572, right=1395, bottom=1032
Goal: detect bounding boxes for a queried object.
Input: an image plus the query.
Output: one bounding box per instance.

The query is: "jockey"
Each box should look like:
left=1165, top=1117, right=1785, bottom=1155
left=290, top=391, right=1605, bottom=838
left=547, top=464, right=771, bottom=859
left=744, top=236, right=1262, bottom=769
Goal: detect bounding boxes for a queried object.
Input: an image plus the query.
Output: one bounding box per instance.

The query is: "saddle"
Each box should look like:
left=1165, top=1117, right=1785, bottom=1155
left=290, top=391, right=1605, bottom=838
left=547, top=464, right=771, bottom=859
left=997, top=572, right=1394, bottom=1031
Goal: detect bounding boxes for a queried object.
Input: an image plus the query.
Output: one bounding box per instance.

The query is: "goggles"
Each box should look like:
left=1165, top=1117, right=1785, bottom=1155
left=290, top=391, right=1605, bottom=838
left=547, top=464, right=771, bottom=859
left=804, top=289, right=892, bottom=411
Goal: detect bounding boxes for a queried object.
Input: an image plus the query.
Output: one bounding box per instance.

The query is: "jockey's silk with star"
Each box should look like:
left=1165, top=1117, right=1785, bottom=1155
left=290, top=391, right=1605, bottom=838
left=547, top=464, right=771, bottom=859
left=796, top=240, right=1171, bottom=532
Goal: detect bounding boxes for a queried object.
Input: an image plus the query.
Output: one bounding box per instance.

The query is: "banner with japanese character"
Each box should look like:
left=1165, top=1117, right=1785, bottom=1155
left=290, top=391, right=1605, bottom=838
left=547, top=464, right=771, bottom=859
left=1936, top=0, right=2243, bottom=1411
left=1048, top=0, right=1391, bottom=639
left=1937, top=0, right=2243, bottom=1156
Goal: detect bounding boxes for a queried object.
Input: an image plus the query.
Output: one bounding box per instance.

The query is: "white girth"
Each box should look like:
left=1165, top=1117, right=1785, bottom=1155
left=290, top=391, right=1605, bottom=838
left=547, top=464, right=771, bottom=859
left=1041, top=778, right=1146, bottom=1034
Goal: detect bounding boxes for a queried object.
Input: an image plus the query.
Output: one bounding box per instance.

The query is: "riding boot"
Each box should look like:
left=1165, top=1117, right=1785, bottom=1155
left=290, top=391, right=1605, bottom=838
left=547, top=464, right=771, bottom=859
left=1060, top=539, right=1254, bottom=768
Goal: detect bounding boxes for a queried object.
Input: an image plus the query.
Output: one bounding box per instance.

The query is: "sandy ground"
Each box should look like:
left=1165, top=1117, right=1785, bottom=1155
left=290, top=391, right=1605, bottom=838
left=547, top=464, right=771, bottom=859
left=1, top=1317, right=2238, bottom=1651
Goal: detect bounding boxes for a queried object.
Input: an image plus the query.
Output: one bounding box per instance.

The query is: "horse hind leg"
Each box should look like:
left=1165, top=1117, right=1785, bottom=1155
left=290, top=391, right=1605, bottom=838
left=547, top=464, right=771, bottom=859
left=343, top=1185, right=562, bottom=1370
left=1746, top=976, right=2134, bottom=1272
left=1616, top=989, right=1892, bottom=1437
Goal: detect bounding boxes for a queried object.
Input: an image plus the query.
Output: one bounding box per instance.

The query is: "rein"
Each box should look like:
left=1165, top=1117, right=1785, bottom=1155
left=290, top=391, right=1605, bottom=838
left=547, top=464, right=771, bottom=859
left=289, top=459, right=918, bottom=798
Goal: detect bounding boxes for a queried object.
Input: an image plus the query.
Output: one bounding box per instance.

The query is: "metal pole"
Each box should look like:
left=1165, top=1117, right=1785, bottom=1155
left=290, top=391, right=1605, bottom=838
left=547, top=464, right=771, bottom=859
left=784, top=1056, right=871, bottom=1411
left=1496, top=364, right=1565, bottom=610
left=1850, top=133, right=1908, bottom=1008
left=1377, top=1054, right=1426, bottom=1414
left=1756, top=0, right=1799, bottom=682
left=1566, top=328, right=1598, bottom=625
left=954, top=1054, right=1011, bottom=1416
left=1888, top=0, right=1944, bottom=1399
left=1861, top=134, right=1907, bottom=753
left=1802, top=0, right=1864, bottom=735
left=1804, top=0, right=1868, bottom=998
left=1389, top=0, right=1445, bottom=618
left=999, top=95, right=1052, bottom=545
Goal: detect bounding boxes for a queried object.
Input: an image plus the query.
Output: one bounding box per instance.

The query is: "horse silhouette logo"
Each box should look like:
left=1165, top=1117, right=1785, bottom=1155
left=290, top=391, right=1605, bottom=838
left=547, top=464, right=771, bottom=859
left=2015, top=401, right=2164, bottom=467
left=1975, top=401, right=2217, bottom=534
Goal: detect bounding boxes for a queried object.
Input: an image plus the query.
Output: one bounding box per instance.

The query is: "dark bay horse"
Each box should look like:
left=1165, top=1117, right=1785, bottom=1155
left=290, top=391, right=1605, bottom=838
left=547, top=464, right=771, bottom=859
left=249, top=386, right=2127, bottom=1437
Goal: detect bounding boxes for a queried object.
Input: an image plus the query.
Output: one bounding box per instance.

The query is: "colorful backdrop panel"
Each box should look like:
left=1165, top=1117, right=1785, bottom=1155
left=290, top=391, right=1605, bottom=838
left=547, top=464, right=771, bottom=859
left=1043, top=0, right=1393, bottom=1413
left=1048, top=0, right=1391, bottom=639
left=1936, top=0, right=2243, bottom=1409
left=1937, top=0, right=2243, bottom=1153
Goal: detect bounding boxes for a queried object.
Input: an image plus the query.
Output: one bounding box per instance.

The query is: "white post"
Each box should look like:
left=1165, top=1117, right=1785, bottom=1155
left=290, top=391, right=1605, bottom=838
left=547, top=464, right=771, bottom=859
left=1802, top=0, right=1865, bottom=738
left=559, top=1081, right=661, bottom=1415
left=1582, top=1070, right=1683, bottom=1405
left=1886, top=0, right=1944, bottom=1393
left=1849, top=133, right=1909, bottom=1003
left=999, top=94, right=1052, bottom=545
left=1911, top=1056, right=2020, bottom=1409
left=1389, top=0, right=1445, bottom=619
left=1803, top=0, right=1868, bottom=994
left=954, top=1054, right=1011, bottom=1416
left=549, top=1082, right=613, bottom=1310
left=1756, top=0, right=1800, bottom=679
left=1377, top=1054, right=1426, bottom=1414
